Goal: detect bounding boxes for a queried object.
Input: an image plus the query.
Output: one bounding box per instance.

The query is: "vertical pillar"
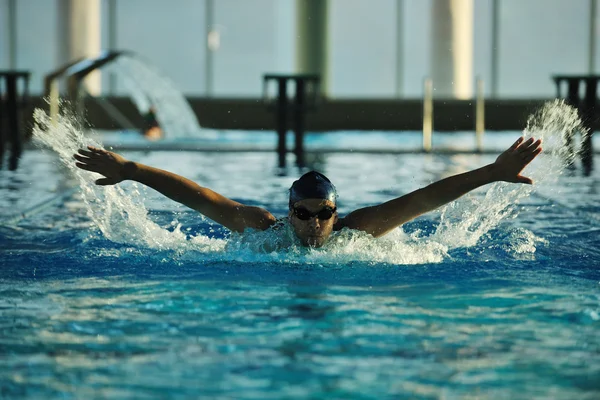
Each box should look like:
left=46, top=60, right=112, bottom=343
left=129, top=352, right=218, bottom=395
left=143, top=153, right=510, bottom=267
left=5, top=75, right=20, bottom=170
left=107, top=0, right=117, bottom=94
left=205, top=0, right=215, bottom=96
left=58, top=0, right=102, bottom=95
left=581, top=78, right=596, bottom=174
left=396, top=0, right=404, bottom=97
left=277, top=79, right=288, bottom=168
left=590, top=0, right=597, bottom=74
left=0, top=72, right=30, bottom=171
left=490, top=0, right=499, bottom=97
left=423, top=78, right=433, bottom=152
left=0, top=77, right=5, bottom=167
left=475, top=77, right=485, bottom=152
left=565, top=79, right=581, bottom=154
left=8, top=0, right=16, bottom=69
left=296, top=0, right=328, bottom=95
left=294, top=79, right=306, bottom=167
left=431, top=0, right=474, bottom=99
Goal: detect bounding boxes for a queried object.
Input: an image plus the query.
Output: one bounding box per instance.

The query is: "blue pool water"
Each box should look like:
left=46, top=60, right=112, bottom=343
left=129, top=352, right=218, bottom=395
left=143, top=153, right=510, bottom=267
left=1, top=103, right=599, bottom=399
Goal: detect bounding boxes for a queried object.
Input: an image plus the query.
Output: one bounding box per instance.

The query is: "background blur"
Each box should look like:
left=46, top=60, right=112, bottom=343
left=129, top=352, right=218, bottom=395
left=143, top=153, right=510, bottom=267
left=1, top=0, right=596, bottom=99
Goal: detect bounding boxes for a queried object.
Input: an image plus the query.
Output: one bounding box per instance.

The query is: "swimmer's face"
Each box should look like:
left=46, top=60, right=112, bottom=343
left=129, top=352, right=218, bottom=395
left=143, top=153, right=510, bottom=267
left=289, top=198, right=338, bottom=248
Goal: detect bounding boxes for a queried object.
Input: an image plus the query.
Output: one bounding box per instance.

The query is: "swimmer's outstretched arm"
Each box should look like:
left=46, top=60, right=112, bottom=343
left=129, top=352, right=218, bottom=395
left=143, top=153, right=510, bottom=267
left=73, top=147, right=276, bottom=232
left=338, top=137, right=542, bottom=238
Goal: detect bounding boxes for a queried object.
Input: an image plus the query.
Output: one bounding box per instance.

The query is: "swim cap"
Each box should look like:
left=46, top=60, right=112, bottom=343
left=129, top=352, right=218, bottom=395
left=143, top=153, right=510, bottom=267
left=289, top=171, right=337, bottom=208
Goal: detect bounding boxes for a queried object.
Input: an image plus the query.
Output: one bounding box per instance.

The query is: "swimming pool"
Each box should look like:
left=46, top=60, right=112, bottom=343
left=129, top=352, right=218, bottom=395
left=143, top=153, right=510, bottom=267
left=1, top=103, right=599, bottom=398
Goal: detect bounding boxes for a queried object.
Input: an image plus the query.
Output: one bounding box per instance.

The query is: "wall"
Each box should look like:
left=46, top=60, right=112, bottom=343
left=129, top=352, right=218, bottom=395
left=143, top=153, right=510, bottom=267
left=21, top=96, right=552, bottom=133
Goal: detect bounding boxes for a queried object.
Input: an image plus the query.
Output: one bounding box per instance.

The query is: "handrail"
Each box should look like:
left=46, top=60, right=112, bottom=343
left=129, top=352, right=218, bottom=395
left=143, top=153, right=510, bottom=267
left=44, top=51, right=133, bottom=126
left=83, top=91, right=136, bottom=130
left=422, top=77, right=487, bottom=153
left=475, top=77, right=485, bottom=152
left=44, top=58, right=83, bottom=126
left=422, top=77, right=433, bottom=152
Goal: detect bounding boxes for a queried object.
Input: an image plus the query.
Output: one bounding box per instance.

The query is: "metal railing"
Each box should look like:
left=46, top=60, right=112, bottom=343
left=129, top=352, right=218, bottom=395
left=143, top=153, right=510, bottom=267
left=44, top=51, right=135, bottom=129
left=422, top=77, right=486, bottom=153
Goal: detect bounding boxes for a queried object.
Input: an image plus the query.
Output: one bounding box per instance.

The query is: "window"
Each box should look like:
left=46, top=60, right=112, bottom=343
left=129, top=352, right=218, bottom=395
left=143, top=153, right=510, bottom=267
left=110, top=0, right=207, bottom=95
left=329, top=0, right=398, bottom=97
left=497, top=0, right=589, bottom=97
left=211, top=0, right=293, bottom=96
left=14, top=0, right=59, bottom=94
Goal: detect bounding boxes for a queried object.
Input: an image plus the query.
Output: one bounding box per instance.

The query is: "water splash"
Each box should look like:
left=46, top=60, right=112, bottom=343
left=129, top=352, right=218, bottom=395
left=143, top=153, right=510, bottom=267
left=430, top=99, right=584, bottom=250
left=31, top=100, right=582, bottom=265
left=31, top=107, right=450, bottom=265
left=32, top=106, right=225, bottom=253
left=112, top=55, right=203, bottom=138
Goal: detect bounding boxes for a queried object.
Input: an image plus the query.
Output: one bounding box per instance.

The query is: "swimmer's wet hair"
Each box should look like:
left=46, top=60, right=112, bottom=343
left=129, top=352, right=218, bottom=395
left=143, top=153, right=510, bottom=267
left=289, top=171, right=337, bottom=209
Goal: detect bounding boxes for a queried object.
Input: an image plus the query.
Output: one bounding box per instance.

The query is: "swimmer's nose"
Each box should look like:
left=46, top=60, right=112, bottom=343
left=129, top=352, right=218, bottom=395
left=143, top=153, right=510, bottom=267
left=309, top=216, right=321, bottom=231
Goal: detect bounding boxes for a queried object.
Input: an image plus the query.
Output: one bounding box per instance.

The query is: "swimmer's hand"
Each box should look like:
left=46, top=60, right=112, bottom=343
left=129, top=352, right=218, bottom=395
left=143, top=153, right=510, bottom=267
left=73, top=146, right=135, bottom=185
left=492, top=137, right=542, bottom=184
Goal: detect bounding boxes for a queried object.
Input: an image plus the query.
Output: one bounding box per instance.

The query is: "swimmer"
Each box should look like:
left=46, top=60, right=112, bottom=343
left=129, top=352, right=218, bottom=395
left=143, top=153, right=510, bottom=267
left=73, top=137, right=542, bottom=248
left=141, top=106, right=163, bottom=141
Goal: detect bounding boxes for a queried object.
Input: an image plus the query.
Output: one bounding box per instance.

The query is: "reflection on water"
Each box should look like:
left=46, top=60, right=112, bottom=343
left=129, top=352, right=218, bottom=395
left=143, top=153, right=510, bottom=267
left=1, top=266, right=598, bottom=399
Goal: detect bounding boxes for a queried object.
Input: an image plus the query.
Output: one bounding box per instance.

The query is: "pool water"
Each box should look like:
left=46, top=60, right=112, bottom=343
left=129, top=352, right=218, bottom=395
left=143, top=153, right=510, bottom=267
left=0, top=103, right=599, bottom=399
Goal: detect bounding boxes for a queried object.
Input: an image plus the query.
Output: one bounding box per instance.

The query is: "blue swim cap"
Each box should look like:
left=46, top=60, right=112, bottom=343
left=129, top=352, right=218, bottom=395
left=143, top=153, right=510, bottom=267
left=289, top=171, right=337, bottom=208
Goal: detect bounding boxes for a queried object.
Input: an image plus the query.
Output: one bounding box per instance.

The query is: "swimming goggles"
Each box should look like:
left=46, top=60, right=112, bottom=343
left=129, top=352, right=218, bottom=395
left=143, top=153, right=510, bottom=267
left=293, top=206, right=337, bottom=221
